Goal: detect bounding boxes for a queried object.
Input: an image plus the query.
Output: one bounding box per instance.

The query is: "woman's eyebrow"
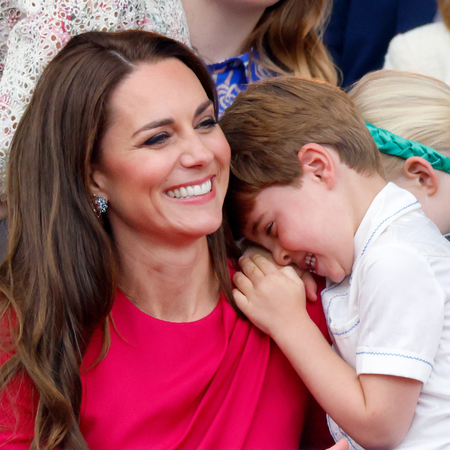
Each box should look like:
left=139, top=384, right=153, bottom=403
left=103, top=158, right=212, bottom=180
left=130, top=100, right=212, bottom=138
left=131, top=118, right=174, bottom=138
left=195, top=99, right=213, bottom=117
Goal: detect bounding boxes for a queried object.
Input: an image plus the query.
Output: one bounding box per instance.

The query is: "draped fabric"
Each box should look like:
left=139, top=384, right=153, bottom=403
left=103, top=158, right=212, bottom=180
left=80, top=289, right=332, bottom=449
left=0, top=277, right=333, bottom=449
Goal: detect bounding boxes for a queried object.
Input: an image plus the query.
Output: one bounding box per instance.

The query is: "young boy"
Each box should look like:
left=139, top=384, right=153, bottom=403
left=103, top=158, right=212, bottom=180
left=221, top=76, right=450, bottom=449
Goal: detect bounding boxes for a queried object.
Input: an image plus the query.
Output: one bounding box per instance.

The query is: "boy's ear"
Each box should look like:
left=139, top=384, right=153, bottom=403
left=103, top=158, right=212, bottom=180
left=297, top=143, right=335, bottom=188
left=402, top=156, right=438, bottom=196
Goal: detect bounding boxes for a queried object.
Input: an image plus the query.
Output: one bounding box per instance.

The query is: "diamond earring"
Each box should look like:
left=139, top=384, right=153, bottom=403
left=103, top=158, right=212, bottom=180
left=94, top=195, right=108, bottom=215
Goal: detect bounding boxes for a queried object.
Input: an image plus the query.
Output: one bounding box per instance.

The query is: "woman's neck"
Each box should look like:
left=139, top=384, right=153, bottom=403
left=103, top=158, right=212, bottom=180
left=182, top=0, right=266, bottom=63
left=116, top=235, right=220, bottom=322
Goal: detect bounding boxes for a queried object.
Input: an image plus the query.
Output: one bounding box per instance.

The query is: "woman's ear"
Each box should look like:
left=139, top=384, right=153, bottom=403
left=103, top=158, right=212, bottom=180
left=402, top=156, right=439, bottom=196
left=89, top=163, right=108, bottom=200
left=297, top=143, right=335, bottom=188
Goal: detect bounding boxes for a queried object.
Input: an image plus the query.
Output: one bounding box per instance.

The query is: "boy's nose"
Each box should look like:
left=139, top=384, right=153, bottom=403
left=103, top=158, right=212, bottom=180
left=273, top=247, right=291, bottom=266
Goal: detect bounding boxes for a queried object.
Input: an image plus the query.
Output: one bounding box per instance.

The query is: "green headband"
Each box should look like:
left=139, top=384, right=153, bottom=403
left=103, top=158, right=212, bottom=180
left=366, top=122, right=450, bottom=175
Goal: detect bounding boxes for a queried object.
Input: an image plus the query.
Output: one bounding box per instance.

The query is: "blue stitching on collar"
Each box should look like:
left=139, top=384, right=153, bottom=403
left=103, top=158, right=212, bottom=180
left=360, top=201, right=419, bottom=258
left=322, top=279, right=344, bottom=295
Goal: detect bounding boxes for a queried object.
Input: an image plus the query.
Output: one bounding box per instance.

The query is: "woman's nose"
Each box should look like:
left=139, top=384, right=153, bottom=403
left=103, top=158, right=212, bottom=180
left=180, top=134, right=214, bottom=168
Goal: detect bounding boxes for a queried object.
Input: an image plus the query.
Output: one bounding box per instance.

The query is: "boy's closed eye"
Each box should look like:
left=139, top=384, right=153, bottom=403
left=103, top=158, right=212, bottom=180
left=266, top=222, right=274, bottom=236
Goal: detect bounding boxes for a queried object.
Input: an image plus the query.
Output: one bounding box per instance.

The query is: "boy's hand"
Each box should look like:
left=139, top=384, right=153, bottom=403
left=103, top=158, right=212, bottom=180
left=242, top=244, right=318, bottom=302
left=233, top=254, right=308, bottom=338
left=329, top=439, right=349, bottom=450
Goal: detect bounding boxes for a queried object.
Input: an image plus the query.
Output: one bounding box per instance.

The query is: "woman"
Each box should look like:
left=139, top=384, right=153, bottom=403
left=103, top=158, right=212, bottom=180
left=183, top=0, right=337, bottom=115
left=0, top=0, right=190, bottom=203
left=0, top=0, right=337, bottom=201
left=0, top=30, right=338, bottom=449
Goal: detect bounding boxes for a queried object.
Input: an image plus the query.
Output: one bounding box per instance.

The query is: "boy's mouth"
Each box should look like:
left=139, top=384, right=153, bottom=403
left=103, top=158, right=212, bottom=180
left=305, top=252, right=316, bottom=271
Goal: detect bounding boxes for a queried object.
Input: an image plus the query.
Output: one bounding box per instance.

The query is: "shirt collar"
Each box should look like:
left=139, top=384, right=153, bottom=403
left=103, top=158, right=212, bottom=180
left=353, top=182, right=421, bottom=266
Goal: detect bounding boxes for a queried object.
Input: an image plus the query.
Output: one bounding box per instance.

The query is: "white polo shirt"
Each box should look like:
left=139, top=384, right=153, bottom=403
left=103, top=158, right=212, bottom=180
left=323, top=183, right=450, bottom=449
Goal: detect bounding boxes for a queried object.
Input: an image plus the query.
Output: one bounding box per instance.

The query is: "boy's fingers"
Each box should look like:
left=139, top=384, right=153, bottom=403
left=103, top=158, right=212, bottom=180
left=233, top=271, right=254, bottom=293
left=279, top=266, right=303, bottom=286
left=232, top=288, right=249, bottom=312
left=329, top=439, right=349, bottom=450
left=238, top=255, right=265, bottom=281
left=304, top=282, right=318, bottom=302
left=243, top=244, right=278, bottom=264
left=248, top=253, right=280, bottom=275
left=299, top=270, right=318, bottom=302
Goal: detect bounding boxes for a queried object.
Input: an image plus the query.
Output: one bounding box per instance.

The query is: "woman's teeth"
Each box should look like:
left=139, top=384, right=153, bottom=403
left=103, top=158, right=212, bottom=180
left=166, top=179, right=212, bottom=199
left=305, top=252, right=316, bottom=271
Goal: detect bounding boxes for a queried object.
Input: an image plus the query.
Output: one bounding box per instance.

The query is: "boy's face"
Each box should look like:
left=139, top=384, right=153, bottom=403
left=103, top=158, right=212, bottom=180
left=242, top=182, right=355, bottom=283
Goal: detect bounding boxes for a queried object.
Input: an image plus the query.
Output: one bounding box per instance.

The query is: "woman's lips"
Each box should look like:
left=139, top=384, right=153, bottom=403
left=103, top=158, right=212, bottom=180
left=166, top=177, right=213, bottom=199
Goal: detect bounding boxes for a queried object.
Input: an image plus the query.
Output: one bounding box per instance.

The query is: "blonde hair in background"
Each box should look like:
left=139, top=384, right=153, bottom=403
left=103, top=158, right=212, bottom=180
left=246, top=0, right=337, bottom=85
left=348, top=70, right=450, bottom=178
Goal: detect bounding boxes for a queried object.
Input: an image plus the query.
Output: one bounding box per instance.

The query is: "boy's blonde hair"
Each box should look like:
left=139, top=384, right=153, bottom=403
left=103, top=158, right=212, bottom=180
left=220, top=75, right=382, bottom=236
left=348, top=70, right=450, bottom=179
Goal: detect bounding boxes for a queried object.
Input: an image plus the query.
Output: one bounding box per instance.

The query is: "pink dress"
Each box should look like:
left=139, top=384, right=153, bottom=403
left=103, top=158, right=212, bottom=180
left=1, top=278, right=333, bottom=449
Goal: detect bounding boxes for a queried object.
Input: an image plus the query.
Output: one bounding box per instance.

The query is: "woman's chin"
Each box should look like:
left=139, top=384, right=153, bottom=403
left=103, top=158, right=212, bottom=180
left=174, top=218, right=223, bottom=242
left=199, top=220, right=223, bottom=238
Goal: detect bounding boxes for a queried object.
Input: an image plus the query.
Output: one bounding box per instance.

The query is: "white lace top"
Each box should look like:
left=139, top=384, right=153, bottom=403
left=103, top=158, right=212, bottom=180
left=0, top=0, right=190, bottom=198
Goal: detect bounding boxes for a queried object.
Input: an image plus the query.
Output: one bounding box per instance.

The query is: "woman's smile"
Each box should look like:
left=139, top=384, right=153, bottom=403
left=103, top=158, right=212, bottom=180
left=166, top=176, right=213, bottom=199
left=90, top=58, right=231, bottom=243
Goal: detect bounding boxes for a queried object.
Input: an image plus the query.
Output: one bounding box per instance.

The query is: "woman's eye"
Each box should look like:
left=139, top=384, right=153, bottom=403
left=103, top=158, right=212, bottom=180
left=142, top=132, right=169, bottom=147
left=266, top=222, right=274, bottom=236
left=196, top=118, right=217, bottom=130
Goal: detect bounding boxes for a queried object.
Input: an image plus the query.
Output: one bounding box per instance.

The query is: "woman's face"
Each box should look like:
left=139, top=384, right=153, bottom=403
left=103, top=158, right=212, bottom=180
left=90, top=59, right=230, bottom=247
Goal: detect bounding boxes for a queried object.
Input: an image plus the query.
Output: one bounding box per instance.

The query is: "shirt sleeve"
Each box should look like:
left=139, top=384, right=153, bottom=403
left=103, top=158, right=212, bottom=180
left=355, top=243, right=445, bottom=384
left=0, top=0, right=190, bottom=200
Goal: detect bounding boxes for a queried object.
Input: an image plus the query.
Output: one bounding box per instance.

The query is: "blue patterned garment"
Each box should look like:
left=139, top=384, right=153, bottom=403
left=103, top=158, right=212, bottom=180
left=207, top=51, right=276, bottom=117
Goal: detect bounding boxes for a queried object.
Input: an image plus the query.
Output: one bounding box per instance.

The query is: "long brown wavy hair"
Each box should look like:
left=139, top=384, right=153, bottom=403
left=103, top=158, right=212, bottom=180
left=246, top=0, right=337, bottom=84
left=0, top=30, right=235, bottom=449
